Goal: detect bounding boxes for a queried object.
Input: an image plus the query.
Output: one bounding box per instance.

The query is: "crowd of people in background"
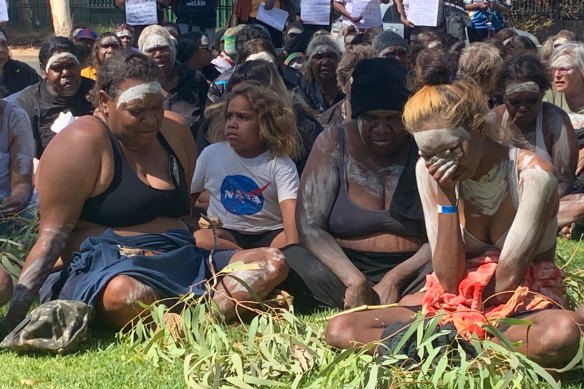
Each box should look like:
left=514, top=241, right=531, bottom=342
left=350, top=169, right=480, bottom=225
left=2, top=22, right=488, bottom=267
left=0, top=0, right=582, bottom=366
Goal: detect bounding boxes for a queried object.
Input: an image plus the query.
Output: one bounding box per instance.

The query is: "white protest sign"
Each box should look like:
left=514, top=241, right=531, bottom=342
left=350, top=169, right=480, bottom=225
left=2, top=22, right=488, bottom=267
left=256, top=2, right=289, bottom=31
left=408, top=0, right=440, bottom=27
left=351, top=0, right=383, bottom=29
left=0, top=0, right=8, bottom=22
left=300, top=0, right=330, bottom=25
left=125, top=0, right=158, bottom=26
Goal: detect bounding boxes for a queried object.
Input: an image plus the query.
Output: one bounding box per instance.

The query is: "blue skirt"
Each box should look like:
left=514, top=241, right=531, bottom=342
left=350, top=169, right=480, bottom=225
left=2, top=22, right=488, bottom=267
left=40, top=229, right=233, bottom=306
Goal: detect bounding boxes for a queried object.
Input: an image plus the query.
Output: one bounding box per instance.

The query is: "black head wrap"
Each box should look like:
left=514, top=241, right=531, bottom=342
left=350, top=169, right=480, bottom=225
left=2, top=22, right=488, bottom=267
left=350, top=57, right=409, bottom=118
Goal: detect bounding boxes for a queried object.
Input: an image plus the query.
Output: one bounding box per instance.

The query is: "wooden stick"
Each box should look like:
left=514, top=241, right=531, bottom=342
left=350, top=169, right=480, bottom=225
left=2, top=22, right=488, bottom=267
left=326, top=303, right=398, bottom=320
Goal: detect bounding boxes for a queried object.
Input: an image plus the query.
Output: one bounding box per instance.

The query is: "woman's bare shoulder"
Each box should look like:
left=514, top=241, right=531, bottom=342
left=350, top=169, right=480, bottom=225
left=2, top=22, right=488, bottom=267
left=313, top=125, right=342, bottom=152
left=489, top=104, right=507, bottom=119
left=516, top=148, right=557, bottom=179
left=46, top=115, right=110, bottom=155
left=162, top=110, right=190, bottom=131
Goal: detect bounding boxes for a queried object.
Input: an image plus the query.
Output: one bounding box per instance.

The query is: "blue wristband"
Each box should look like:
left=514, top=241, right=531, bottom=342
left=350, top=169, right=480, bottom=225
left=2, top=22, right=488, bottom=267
left=437, top=205, right=458, bottom=214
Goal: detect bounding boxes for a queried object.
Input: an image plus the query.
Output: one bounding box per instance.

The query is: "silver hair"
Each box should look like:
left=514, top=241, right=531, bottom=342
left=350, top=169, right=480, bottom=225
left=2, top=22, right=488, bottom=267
left=549, top=42, right=584, bottom=78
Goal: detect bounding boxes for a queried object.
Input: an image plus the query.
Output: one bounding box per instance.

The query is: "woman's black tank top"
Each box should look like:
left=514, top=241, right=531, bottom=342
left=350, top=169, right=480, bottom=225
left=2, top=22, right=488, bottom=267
left=80, top=129, right=190, bottom=227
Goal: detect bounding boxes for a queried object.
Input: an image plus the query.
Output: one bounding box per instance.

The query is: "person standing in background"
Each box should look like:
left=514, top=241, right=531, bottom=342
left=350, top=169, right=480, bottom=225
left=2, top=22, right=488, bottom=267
left=113, top=0, right=172, bottom=40
left=394, top=0, right=445, bottom=43
left=464, top=0, right=511, bottom=43
left=233, top=0, right=295, bottom=48
left=173, top=0, right=217, bottom=44
left=333, top=0, right=389, bottom=33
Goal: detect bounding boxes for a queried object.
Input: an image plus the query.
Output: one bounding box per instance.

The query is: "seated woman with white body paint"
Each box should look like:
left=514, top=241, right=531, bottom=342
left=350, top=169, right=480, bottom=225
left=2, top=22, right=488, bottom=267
left=0, top=101, right=35, bottom=306
left=0, top=51, right=288, bottom=337
left=325, top=80, right=583, bottom=369
left=80, top=32, right=122, bottom=81
left=290, top=58, right=432, bottom=313
left=16, top=36, right=94, bottom=159
left=138, top=25, right=209, bottom=136
left=191, top=81, right=301, bottom=251
left=490, top=54, right=578, bottom=197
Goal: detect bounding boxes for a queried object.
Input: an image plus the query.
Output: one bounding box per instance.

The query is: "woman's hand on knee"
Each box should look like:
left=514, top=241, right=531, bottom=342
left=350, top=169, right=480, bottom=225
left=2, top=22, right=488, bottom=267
left=344, top=278, right=373, bottom=309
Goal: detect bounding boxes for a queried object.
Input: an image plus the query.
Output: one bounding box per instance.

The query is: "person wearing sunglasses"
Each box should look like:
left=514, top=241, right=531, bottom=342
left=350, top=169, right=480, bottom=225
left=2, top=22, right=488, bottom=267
left=543, top=42, right=584, bottom=240
left=544, top=42, right=584, bottom=119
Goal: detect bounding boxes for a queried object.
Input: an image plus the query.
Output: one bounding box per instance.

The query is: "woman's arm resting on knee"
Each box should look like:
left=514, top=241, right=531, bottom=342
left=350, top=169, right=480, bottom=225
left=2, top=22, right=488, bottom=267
left=373, top=243, right=431, bottom=304
left=297, top=130, right=371, bottom=309
left=1, top=118, right=104, bottom=330
left=489, top=156, right=558, bottom=304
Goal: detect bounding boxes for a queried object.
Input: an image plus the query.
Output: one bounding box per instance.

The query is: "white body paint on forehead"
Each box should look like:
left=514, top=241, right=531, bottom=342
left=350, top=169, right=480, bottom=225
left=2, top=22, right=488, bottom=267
left=117, top=81, right=162, bottom=108
left=504, top=81, right=540, bottom=97
left=287, top=27, right=303, bottom=35
left=45, top=52, right=79, bottom=73
left=413, top=127, right=471, bottom=155
left=0, top=32, right=6, bottom=42
left=116, top=29, right=133, bottom=39
left=141, top=35, right=171, bottom=52
left=311, top=45, right=338, bottom=57
left=460, top=159, right=511, bottom=216
left=100, top=36, right=120, bottom=46
left=245, top=51, right=275, bottom=63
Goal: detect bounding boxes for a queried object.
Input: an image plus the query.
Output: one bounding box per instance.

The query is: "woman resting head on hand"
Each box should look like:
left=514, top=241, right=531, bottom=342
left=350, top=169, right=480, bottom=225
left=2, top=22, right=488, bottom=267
left=0, top=51, right=288, bottom=336
left=325, top=80, right=583, bottom=369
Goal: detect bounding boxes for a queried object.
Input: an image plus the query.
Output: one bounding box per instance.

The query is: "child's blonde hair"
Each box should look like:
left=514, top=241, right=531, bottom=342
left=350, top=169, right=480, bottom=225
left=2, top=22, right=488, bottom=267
left=211, top=81, right=301, bottom=159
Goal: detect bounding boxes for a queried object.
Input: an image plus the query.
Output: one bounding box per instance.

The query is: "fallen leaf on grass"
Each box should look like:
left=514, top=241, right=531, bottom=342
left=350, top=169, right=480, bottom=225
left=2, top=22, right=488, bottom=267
left=293, top=344, right=312, bottom=372
left=163, top=312, right=185, bottom=343
left=20, top=379, right=45, bottom=386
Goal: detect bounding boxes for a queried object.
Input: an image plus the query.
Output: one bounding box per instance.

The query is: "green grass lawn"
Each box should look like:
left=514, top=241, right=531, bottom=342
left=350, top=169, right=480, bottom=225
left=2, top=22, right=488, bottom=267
left=0, top=228, right=582, bottom=388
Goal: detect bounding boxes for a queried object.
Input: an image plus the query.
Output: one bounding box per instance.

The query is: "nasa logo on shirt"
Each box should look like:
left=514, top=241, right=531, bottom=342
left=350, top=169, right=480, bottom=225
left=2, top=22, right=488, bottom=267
left=220, top=175, right=271, bottom=215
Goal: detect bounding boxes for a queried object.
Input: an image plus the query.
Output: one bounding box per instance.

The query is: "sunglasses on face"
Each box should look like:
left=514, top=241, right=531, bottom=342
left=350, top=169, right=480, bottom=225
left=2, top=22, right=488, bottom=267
left=550, top=66, right=576, bottom=75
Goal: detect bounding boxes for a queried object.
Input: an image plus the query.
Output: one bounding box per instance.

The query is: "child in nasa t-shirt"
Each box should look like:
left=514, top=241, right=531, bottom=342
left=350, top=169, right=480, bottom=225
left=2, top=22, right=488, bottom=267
left=191, top=82, right=300, bottom=250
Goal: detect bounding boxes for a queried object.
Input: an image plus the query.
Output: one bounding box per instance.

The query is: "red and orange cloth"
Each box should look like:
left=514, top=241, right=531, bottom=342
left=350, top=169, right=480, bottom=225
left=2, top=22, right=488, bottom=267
left=422, top=253, right=566, bottom=339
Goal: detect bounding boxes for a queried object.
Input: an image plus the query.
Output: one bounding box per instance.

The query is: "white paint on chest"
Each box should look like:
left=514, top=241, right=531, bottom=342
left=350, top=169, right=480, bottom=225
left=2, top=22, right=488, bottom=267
left=460, top=159, right=511, bottom=216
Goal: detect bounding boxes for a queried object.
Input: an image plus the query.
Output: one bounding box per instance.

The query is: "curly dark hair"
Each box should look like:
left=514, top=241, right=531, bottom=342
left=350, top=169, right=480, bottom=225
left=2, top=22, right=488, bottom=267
left=494, top=54, right=552, bottom=95
left=92, top=50, right=160, bottom=102
left=39, top=36, right=79, bottom=71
